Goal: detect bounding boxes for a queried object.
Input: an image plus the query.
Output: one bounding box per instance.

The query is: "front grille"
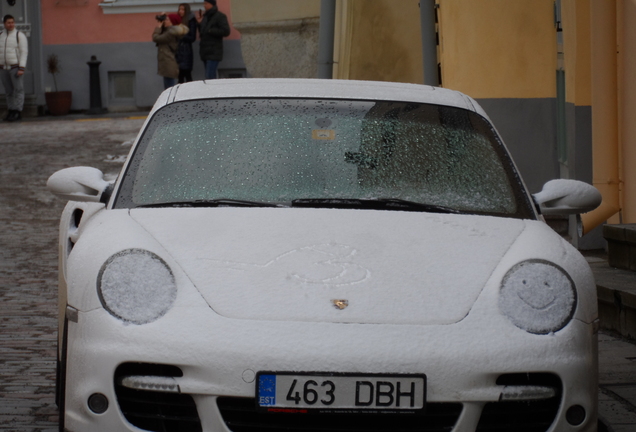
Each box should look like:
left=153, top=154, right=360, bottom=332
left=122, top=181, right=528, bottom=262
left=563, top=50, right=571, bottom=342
left=476, top=373, right=562, bottom=432
left=114, top=363, right=202, bottom=432
left=217, top=397, right=463, bottom=432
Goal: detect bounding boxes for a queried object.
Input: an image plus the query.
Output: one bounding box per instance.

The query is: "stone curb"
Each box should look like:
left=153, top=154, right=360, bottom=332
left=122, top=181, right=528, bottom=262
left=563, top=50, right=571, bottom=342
left=590, top=259, right=636, bottom=341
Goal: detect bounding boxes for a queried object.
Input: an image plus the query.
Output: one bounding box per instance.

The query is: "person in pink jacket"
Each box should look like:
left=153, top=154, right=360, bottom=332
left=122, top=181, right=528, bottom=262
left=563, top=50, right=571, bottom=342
left=0, top=14, right=28, bottom=122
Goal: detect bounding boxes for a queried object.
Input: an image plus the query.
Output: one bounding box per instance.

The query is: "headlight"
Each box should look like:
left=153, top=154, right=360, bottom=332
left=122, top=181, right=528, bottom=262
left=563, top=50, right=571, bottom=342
left=499, top=260, right=577, bottom=334
left=98, top=249, right=177, bottom=324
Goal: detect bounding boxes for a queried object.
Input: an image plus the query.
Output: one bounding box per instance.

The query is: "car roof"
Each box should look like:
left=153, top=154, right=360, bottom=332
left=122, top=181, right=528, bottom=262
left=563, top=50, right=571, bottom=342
left=152, top=78, right=489, bottom=118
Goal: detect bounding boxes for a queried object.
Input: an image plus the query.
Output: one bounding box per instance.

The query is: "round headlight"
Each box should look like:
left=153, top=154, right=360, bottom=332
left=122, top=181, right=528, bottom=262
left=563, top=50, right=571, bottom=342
left=98, top=249, right=177, bottom=324
left=499, top=260, right=577, bottom=334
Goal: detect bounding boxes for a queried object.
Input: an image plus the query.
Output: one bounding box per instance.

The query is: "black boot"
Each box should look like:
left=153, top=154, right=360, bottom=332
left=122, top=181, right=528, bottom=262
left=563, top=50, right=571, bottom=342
left=7, top=110, right=21, bottom=122
left=3, top=110, right=14, bottom=121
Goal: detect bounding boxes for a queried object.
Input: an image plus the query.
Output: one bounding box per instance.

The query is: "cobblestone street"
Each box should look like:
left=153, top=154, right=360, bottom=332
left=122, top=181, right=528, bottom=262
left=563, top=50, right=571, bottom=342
left=0, top=117, right=145, bottom=431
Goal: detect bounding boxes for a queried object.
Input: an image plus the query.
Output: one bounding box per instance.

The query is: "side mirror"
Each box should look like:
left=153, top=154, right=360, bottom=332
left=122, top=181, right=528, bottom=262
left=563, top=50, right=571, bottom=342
left=533, top=179, right=602, bottom=215
left=47, top=167, right=110, bottom=203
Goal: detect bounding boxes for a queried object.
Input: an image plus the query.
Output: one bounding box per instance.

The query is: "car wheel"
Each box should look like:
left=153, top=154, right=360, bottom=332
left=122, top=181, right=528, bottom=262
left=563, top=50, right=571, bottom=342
left=56, top=317, right=68, bottom=432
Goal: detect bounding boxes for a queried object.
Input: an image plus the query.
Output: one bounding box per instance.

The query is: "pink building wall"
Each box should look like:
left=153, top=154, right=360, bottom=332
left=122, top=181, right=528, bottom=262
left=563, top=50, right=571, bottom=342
left=41, top=0, right=240, bottom=45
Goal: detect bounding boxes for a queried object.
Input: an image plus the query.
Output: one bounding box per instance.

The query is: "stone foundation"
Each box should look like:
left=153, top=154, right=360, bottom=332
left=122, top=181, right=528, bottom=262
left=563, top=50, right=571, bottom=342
left=0, top=94, right=39, bottom=117
left=233, top=18, right=319, bottom=78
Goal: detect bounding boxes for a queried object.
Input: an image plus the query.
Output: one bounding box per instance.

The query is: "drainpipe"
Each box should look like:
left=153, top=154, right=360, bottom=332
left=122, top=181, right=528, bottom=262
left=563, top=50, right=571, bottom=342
left=317, top=0, right=336, bottom=79
left=420, top=0, right=439, bottom=86
left=581, top=0, right=621, bottom=234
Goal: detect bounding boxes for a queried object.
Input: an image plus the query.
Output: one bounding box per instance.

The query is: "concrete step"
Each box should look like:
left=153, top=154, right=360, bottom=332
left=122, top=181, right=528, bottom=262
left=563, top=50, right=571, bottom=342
left=587, top=251, right=636, bottom=340
left=604, top=224, right=636, bottom=272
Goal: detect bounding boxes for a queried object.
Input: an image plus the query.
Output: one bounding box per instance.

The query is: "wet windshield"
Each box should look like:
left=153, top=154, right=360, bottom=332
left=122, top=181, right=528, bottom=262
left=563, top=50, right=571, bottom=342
left=114, top=98, right=533, bottom=218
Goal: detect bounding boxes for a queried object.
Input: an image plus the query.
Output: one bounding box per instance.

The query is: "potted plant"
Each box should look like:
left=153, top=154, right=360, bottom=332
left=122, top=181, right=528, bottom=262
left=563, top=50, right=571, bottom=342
left=45, top=54, right=72, bottom=116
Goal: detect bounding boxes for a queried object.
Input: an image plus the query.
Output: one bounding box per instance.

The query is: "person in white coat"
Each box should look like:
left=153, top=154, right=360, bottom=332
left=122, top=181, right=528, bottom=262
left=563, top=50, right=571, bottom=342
left=0, top=14, right=28, bottom=122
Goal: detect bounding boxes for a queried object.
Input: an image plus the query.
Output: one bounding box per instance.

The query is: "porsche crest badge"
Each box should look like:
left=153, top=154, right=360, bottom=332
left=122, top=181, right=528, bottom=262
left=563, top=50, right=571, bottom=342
left=332, top=299, right=349, bottom=310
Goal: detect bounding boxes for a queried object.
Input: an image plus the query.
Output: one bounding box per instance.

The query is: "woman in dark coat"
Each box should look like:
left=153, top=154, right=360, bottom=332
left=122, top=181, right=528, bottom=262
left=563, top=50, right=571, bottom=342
left=176, top=3, right=198, bottom=83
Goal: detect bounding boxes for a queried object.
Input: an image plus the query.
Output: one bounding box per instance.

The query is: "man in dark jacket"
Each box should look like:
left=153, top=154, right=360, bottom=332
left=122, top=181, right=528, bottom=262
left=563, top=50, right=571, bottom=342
left=195, top=0, right=230, bottom=79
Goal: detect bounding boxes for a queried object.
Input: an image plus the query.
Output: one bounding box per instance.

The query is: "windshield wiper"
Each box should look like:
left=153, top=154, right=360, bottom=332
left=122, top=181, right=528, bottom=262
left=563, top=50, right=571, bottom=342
left=137, top=198, right=460, bottom=214
left=374, top=198, right=462, bottom=213
left=291, top=198, right=461, bottom=214
left=136, top=199, right=281, bottom=208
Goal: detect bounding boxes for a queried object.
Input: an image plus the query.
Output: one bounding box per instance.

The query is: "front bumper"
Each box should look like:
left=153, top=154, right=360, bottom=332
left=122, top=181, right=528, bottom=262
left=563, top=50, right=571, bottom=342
left=63, top=305, right=598, bottom=432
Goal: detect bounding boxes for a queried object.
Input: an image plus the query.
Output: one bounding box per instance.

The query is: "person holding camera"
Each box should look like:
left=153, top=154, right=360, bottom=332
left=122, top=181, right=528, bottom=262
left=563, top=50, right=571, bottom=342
left=152, top=13, right=188, bottom=89
left=195, top=0, right=230, bottom=79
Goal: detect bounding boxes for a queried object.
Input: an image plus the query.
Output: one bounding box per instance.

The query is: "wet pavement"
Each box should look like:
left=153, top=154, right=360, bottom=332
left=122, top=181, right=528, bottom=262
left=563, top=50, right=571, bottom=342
left=1, top=115, right=635, bottom=431
left=0, top=116, right=144, bottom=431
left=599, top=330, right=636, bottom=432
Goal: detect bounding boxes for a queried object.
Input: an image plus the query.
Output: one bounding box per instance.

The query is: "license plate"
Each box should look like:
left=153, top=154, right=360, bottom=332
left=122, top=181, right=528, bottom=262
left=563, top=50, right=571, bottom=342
left=256, top=372, right=426, bottom=413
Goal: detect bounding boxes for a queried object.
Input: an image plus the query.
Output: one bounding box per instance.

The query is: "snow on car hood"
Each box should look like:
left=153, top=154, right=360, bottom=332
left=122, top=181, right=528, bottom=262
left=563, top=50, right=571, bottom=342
left=130, top=208, right=525, bottom=325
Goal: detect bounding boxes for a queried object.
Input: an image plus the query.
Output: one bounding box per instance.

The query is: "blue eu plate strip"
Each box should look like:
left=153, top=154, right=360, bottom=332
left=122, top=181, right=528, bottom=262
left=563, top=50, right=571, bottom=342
left=258, top=374, right=276, bottom=406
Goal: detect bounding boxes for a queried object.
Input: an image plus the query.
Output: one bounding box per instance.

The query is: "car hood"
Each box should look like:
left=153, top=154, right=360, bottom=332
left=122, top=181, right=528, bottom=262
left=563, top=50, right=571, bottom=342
left=130, top=208, right=526, bottom=325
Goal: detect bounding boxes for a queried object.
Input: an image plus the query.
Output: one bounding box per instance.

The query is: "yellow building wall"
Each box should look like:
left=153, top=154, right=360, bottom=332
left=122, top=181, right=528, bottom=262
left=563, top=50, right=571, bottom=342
left=621, top=0, right=636, bottom=222
left=562, top=0, right=592, bottom=106
left=231, top=0, right=320, bottom=23
left=334, top=0, right=423, bottom=84
left=438, top=0, right=557, bottom=99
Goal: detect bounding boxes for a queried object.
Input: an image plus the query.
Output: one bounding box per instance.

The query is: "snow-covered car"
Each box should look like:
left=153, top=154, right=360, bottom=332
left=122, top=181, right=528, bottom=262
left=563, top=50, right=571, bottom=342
left=48, top=79, right=602, bottom=432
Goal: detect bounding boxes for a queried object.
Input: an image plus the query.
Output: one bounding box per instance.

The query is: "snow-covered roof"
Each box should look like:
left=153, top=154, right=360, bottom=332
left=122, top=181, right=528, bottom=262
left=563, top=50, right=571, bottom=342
left=152, top=79, right=487, bottom=118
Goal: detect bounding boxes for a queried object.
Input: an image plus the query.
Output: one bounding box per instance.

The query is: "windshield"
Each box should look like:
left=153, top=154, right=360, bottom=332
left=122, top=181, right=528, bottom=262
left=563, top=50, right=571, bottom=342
left=114, top=98, right=534, bottom=218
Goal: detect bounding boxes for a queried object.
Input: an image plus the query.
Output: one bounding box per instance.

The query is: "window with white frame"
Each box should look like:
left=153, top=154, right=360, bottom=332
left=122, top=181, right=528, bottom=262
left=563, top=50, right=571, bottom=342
left=99, top=0, right=204, bottom=14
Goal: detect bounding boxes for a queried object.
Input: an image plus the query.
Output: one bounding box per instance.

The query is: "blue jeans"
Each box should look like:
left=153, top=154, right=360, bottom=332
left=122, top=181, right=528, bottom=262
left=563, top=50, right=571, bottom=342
left=204, top=60, right=220, bottom=79
left=163, top=77, right=177, bottom=89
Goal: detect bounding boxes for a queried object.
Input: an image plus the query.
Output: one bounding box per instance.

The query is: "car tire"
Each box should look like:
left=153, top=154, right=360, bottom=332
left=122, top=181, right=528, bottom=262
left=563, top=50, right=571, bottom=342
left=56, top=317, right=68, bottom=432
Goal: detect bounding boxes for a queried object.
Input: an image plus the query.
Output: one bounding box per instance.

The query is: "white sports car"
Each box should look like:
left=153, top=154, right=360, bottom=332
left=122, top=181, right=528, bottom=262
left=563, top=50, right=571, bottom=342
left=48, top=79, right=602, bottom=432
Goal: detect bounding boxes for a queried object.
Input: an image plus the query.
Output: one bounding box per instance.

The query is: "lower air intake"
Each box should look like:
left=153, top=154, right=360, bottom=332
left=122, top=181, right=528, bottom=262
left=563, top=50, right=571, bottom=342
left=476, top=373, right=562, bottom=432
left=114, top=363, right=202, bottom=432
left=217, top=397, right=463, bottom=432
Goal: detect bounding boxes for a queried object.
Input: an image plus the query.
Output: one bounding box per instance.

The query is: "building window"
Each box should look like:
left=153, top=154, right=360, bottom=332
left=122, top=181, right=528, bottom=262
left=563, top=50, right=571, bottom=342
left=109, top=71, right=135, bottom=105
left=100, top=0, right=204, bottom=14
left=0, top=0, right=31, bottom=36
